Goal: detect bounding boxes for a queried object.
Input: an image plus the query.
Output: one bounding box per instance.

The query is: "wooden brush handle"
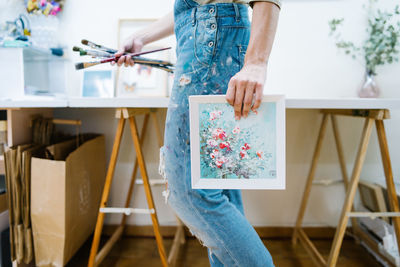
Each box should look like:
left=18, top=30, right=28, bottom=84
left=100, top=47, right=171, bottom=64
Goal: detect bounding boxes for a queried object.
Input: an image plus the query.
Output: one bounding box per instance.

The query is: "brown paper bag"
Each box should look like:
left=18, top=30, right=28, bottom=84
left=5, top=144, right=45, bottom=264
left=31, top=135, right=106, bottom=267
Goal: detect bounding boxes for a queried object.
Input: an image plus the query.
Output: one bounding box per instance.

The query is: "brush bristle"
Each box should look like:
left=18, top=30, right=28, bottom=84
left=75, top=62, right=85, bottom=70
left=72, top=46, right=81, bottom=52
left=81, top=39, right=89, bottom=45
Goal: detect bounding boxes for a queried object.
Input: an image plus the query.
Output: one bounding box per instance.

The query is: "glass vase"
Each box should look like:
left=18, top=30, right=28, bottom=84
left=29, top=14, right=59, bottom=49
left=358, top=70, right=380, bottom=98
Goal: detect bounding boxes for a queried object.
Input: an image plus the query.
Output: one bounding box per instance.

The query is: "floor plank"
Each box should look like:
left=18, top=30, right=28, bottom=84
left=67, top=236, right=381, bottom=267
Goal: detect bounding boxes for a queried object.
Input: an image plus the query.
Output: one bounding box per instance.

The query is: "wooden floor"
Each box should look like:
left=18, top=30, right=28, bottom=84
left=67, top=236, right=381, bottom=267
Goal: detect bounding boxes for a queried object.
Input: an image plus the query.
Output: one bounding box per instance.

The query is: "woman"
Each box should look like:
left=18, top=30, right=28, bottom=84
left=115, top=0, right=280, bottom=265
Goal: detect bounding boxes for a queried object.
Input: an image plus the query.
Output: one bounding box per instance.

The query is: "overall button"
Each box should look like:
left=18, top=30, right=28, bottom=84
left=211, top=24, right=216, bottom=30
left=208, top=41, right=214, bottom=47
left=209, top=8, right=215, bottom=14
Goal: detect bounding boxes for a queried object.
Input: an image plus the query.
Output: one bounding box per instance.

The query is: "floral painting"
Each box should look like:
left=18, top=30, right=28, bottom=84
left=198, top=102, right=276, bottom=179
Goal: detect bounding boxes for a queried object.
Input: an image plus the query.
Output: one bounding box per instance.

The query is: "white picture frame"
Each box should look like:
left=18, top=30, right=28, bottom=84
left=189, top=95, right=286, bottom=190
left=81, top=69, right=114, bottom=98
left=116, top=19, right=170, bottom=97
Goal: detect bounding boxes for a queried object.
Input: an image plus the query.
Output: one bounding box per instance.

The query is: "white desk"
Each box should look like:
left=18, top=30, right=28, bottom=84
left=0, top=96, right=68, bottom=108
left=0, top=96, right=400, bottom=109
left=1, top=96, right=399, bottom=266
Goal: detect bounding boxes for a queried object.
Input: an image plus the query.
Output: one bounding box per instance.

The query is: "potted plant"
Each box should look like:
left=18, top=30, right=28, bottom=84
left=328, top=0, right=400, bottom=97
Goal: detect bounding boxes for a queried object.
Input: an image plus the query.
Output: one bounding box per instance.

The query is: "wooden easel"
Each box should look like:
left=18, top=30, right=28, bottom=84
left=87, top=108, right=185, bottom=267
left=292, top=109, right=400, bottom=267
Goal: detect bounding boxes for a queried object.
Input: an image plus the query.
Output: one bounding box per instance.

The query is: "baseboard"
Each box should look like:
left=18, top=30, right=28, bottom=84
left=103, top=225, right=346, bottom=239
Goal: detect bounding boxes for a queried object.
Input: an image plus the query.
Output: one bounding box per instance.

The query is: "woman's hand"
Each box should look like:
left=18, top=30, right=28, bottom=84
left=112, top=35, right=144, bottom=67
left=225, top=1, right=280, bottom=120
left=111, top=11, right=174, bottom=67
left=226, top=63, right=267, bottom=120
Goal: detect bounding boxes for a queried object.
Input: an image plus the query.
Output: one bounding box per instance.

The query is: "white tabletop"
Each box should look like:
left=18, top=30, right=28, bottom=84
left=285, top=98, right=400, bottom=109
left=68, top=97, right=169, bottom=108
left=0, top=96, right=400, bottom=109
left=0, top=96, right=68, bottom=108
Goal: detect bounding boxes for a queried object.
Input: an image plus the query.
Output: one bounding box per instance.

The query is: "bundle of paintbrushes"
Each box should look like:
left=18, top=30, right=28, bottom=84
left=73, top=39, right=174, bottom=73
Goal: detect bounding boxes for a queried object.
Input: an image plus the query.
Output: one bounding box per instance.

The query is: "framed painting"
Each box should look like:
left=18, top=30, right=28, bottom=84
left=81, top=69, right=114, bottom=97
left=189, top=95, right=285, bottom=189
left=359, top=180, right=388, bottom=223
left=116, top=19, right=170, bottom=97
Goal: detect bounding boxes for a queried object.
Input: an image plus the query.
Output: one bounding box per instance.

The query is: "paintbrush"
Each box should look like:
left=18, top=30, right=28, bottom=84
left=81, top=39, right=117, bottom=54
left=77, top=41, right=174, bottom=65
left=73, top=47, right=174, bottom=71
left=72, top=46, right=114, bottom=58
left=73, top=47, right=173, bottom=66
left=75, top=47, right=171, bottom=70
left=133, top=57, right=174, bottom=66
left=136, top=62, right=175, bottom=73
left=73, top=46, right=173, bottom=66
left=80, top=40, right=173, bottom=64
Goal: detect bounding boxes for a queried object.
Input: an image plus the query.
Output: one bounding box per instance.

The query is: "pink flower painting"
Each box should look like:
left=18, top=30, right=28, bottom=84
left=199, top=103, right=276, bottom=179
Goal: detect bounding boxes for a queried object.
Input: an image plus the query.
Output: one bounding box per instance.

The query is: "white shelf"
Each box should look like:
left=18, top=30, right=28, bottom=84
left=0, top=47, right=68, bottom=100
left=22, top=46, right=67, bottom=62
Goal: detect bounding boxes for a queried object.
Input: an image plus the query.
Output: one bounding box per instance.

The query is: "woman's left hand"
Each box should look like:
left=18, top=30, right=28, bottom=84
left=225, top=63, right=267, bottom=120
left=225, top=1, right=279, bottom=120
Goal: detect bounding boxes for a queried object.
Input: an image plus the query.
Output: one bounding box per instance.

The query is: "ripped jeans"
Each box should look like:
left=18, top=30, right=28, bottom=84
left=159, top=1, right=274, bottom=266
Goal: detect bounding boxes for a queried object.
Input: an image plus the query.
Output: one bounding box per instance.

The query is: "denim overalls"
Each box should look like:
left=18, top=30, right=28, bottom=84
left=159, top=0, right=274, bottom=266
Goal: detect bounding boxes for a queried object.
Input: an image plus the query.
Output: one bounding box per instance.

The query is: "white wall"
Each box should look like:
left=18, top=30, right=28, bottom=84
left=55, top=0, right=400, bottom=227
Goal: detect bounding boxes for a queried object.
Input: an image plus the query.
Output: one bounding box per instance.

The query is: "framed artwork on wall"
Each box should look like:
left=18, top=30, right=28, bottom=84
left=116, top=19, right=170, bottom=97
left=189, top=95, right=286, bottom=189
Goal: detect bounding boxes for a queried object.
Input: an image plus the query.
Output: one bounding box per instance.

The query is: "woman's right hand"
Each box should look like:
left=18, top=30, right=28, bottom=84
left=111, top=34, right=144, bottom=67
left=111, top=11, right=175, bottom=67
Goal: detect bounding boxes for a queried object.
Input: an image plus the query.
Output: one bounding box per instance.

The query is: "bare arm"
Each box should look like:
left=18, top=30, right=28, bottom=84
left=115, top=11, right=174, bottom=66
left=225, top=2, right=280, bottom=120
